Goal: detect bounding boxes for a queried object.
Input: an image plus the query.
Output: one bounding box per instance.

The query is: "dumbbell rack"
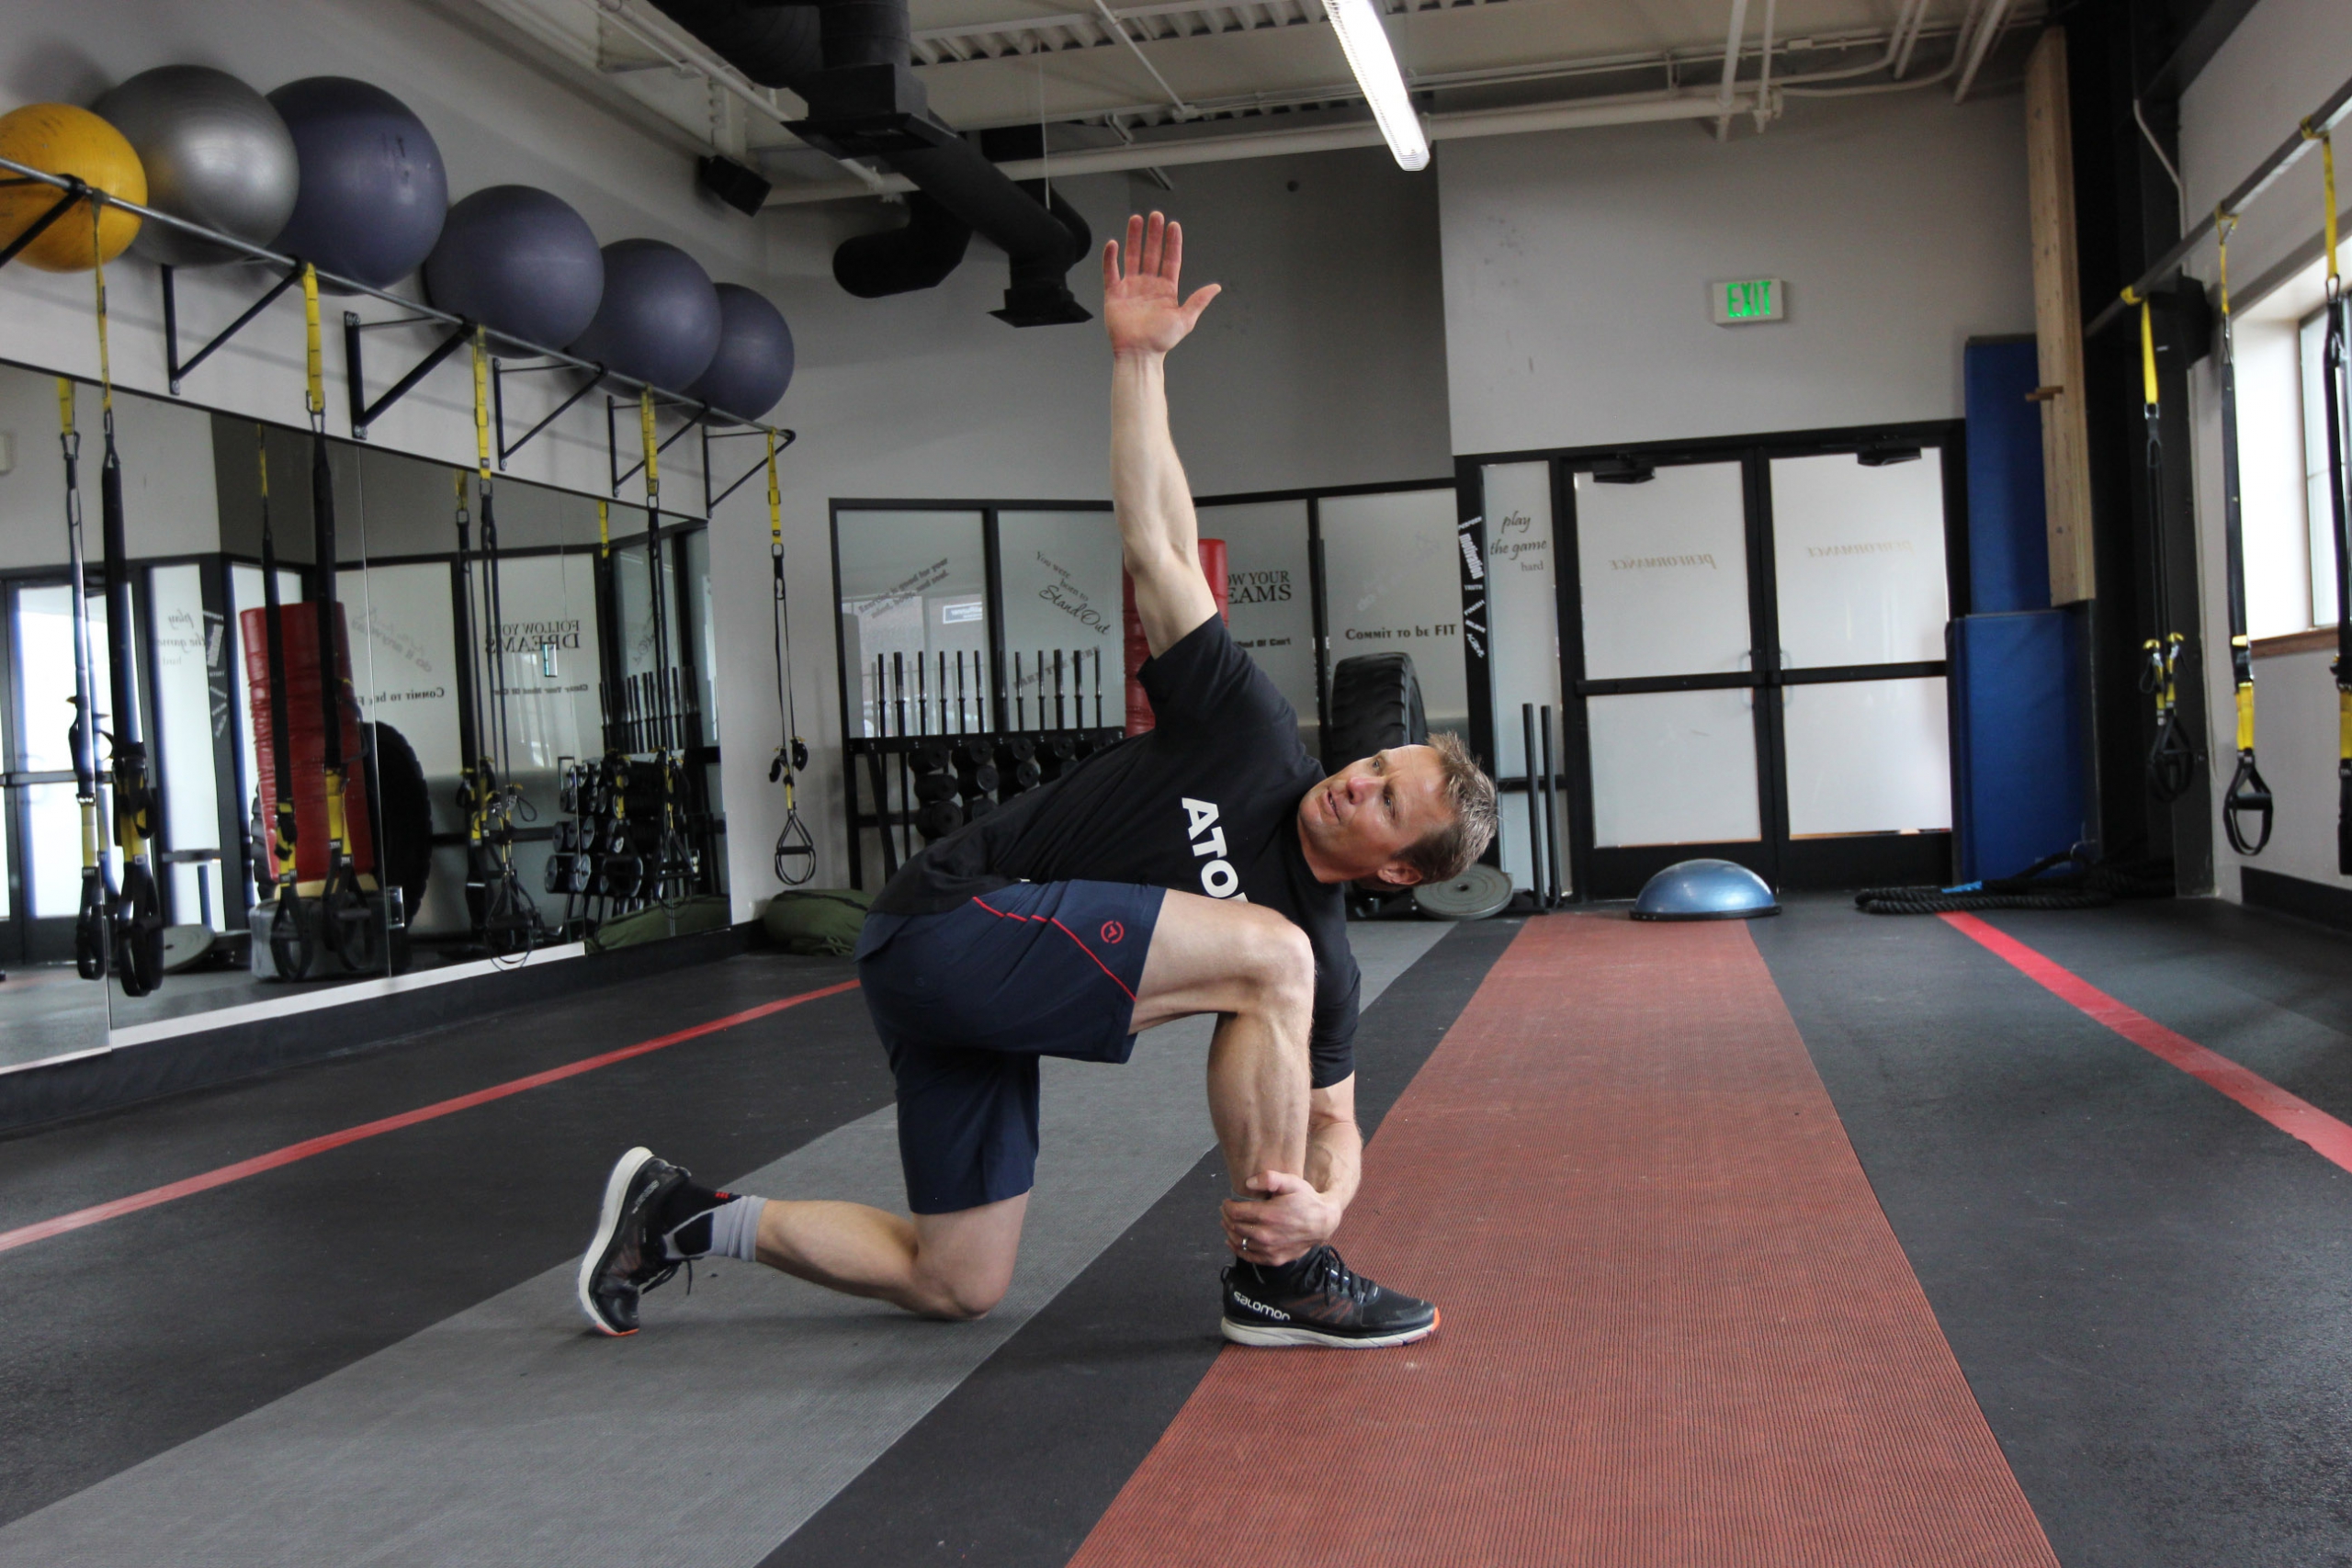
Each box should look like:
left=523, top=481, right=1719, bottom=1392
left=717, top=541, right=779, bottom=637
left=843, top=726, right=1124, bottom=888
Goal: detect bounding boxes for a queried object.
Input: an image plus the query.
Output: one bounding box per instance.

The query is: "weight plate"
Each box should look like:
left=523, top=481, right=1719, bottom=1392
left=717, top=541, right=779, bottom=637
left=1412, top=863, right=1514, bottom=921
left=161, top=922, right=216, bottom=975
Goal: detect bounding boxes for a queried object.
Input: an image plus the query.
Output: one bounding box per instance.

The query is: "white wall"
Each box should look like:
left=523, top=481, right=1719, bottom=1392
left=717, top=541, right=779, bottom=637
left=1438, top=90, right=2035, bottom=455
left=2179, top=0, right=2352, bottom=907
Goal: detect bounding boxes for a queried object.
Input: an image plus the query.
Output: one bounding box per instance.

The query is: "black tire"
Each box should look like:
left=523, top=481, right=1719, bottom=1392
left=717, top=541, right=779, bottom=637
left=1323, top=652, right=1428, bottom=775
left=365, top=722, right=433, bottom=922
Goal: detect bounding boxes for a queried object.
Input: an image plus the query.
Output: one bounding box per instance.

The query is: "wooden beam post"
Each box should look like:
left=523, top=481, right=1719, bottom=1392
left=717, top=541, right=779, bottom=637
left=2027, top=27, right=2096, bottom=604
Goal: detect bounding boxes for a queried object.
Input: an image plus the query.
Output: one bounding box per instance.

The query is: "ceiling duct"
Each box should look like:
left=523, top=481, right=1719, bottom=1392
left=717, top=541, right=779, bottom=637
left=646, top=0, right=1093, bottom=324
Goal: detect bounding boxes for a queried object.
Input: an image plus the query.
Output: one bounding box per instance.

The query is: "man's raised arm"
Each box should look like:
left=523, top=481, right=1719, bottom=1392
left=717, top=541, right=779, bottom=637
left=1104, top=212, right=1223, bottom=657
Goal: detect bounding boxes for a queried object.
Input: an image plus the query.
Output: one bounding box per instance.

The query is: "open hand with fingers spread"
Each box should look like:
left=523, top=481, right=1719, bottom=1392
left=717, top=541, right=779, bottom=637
left=1103, top=210, right=1222, bottom=358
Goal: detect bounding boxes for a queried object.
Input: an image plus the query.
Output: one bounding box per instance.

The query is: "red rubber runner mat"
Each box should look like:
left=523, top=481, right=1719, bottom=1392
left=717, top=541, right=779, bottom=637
left=1940, top=911, right=2352, bottom=1173
left=1069, top=916, right=2057, bottom=1567
left=0, top=979, right=859, bottom=1258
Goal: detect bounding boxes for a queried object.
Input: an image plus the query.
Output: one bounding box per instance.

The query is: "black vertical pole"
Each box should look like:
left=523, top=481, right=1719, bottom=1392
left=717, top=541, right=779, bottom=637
left=1540, top=705, right=1562, bottom=908
left=1521, top=703, right=1542, bottom=903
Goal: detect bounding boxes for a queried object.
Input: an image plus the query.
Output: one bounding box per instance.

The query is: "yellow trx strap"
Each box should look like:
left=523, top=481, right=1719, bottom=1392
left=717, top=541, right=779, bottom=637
left=639, top=389, right=659, bottom=509
left=301, top=264, right=325, bottom=429
left=471, top=330, right=492, bottom=479
left=596, top=497, right=611, bottom=559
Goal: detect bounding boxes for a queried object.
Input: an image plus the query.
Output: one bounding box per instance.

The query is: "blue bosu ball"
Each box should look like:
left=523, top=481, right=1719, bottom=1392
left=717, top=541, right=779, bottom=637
left=266, top=77, right=447, bottom=289
left=566, top=238, right=721, bottom=391
left=1632, top=859, right=1780, bottom=921
left=686, top=283, right=794, bottom=423
left=423, top=185, right=604, bottom=351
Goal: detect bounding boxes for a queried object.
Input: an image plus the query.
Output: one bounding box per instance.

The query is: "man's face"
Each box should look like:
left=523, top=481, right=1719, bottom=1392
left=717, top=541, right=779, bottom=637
left=1295, top=745, right=1452, bottom=886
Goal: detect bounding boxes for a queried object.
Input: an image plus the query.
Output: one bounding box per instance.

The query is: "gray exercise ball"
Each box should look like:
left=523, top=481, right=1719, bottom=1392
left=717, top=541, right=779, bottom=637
left=567, top=238, right=721, bottom=390
left=266, top=76, right=447, bottom=289
left=686, top=283, right=794, bottom=423
left=423, top=185, right=604, bottom=351
left=94, top=65, right=299, bottom=268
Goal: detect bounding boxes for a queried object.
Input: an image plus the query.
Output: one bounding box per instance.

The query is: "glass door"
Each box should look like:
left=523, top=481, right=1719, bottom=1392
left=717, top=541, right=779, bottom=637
left=1550, top=430, right=1961, bottom=897
left=1767, top=451, right=1954, bottom=886
left=4, top=581, right=112, bottom=966
left=1568, top=459, right=1767, bottom=897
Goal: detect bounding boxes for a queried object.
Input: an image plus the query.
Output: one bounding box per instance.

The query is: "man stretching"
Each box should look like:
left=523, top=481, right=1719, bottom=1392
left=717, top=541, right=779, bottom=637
left=580, top=212, right=1498, bottom=1348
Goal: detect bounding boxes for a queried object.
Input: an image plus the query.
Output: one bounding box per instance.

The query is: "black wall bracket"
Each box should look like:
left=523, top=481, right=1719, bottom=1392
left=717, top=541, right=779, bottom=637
left=492, top=356, right=604, bottom=469
left=344, top=310, right=473, bottom=440
left=160, top=264, right=304, bottom=396
left=701, top=423, right=799, bottom=513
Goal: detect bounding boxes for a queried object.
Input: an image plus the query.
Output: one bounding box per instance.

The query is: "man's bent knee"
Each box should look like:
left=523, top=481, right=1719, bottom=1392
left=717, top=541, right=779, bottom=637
left=910, top=1261, right=1011, bottom=1320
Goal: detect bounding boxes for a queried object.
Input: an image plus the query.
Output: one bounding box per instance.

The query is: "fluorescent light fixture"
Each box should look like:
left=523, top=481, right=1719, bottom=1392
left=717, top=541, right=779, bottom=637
left=1319, top=0, right=1429, bottom=171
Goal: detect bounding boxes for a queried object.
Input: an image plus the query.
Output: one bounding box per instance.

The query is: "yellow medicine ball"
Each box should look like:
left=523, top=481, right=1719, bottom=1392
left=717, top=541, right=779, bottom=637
left=0, top=103, right=145, bottom=271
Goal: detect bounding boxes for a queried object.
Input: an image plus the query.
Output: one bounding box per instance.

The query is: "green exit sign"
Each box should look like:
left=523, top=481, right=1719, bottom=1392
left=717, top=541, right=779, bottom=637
left=1712, top=277, right=1786, bottom=325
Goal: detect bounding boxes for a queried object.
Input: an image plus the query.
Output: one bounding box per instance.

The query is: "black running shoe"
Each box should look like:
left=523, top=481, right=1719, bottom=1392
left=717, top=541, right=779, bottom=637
left=577, top=1146, right=689, bottom=1337
left=1220, top=1245, right=1439, bottom=1348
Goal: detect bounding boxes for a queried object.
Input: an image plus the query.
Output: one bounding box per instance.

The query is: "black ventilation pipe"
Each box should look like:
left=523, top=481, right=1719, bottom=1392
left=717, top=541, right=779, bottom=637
left=647, top=0, right=1092, bottom=324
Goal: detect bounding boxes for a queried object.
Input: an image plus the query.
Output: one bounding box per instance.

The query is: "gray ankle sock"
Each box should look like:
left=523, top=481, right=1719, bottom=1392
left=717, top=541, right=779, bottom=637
left=707, top=1194, right=765, bottom=1262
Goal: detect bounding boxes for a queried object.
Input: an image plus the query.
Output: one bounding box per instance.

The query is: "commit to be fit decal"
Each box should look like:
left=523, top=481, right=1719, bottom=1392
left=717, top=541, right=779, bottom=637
left=1182, top=796, right=1246, bottom=900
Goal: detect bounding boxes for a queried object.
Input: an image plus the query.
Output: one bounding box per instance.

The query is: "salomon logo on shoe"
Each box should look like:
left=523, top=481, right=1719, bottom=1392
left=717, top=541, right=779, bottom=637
left=1235, top=1293, right=1290, bottom=1321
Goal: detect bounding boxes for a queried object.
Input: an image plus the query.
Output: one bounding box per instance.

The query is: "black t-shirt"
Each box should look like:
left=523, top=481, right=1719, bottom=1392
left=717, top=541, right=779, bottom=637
left=873, top=615, right=1360, bottom=1087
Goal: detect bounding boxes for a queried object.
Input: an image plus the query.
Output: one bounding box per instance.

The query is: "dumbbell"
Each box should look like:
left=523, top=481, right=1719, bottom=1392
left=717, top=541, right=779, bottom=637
left=1003, top=757, right=1042, bottom=793
left=954, top=737, right=992, bottom=771
left=965, top=794, right=998, bottom=822
left=957, top=763, right=1001, bottom=796
left=915, top=773, right=961, bottom=804
left=915, top=799, right=964, bottom=840
left=544, top=853, right=574, bottom=895
left=913, top=739, right=954, bottom=776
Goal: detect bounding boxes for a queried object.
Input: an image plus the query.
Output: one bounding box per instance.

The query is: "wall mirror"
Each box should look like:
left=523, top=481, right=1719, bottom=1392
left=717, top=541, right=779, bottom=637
left=0, top=357, right=724, bottom=1072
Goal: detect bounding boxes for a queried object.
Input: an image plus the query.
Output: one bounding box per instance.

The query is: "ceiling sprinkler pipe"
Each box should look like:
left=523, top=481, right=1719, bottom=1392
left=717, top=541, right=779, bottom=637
left=1714, top=0, right=1751, bottom=141
left=1951, top=0, right=2017, bottom=103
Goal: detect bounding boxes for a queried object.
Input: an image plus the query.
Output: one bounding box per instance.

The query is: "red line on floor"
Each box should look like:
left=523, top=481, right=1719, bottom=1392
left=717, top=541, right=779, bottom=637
left=1071, top=915, right=2057, bottom=1567
left=1941, top=911, right=2352, bottom=1174
left=0, top=978, right=861, bottom=1258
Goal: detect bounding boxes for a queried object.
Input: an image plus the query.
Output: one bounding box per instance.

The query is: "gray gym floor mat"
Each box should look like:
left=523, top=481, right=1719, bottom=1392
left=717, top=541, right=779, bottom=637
left=0, top=922, right=1449, bottom=1568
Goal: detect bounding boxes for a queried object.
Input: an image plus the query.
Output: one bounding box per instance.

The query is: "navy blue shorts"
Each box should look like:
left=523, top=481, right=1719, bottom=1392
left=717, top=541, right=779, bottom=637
left=854, top=881, right=1165, bottom=1214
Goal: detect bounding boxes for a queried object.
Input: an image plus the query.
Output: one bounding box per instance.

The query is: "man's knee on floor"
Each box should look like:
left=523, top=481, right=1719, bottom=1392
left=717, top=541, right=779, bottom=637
left=910, top=1260, right=1011, bottom=1321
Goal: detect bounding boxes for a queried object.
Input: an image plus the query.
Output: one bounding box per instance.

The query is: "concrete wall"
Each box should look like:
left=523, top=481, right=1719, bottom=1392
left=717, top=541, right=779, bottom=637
left=2177, top=0, right=2352, bottom=908
left=1437, top=89, right=2036, bottom=456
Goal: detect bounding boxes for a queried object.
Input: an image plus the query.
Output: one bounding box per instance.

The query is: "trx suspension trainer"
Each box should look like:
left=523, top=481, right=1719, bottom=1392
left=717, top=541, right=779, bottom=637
left=303, top=264, right=379, bottom=973
left=256, top=426, right=315, bottom=979
left=2215, top=209, right=2274, bottom=853
left=57, top=380, right=109, bottom=981
left=2312, top=120, right=2352, bottom=874
left=2121, top=277, right=2197, bottom=805
left=91, top=210, right=164, bottom=996
left=463, top=332, right=541, bottom=957
left=767, top=429, right=813, bottom=886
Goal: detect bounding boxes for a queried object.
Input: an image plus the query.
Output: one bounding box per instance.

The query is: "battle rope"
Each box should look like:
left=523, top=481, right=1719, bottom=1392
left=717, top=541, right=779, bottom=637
left=58, top=379, right=109, bottom=981
left=767, top=429, right=813, bottom=886
left=2312, top=120, right=2352, bottom=874
left=1855, top=848, right=2175, bottom=915
left=93, top=211, right=164, bottom=996
left=2121, top=280, right=2196, bottom=805
left=2215, top=209, right=2274, bottom=854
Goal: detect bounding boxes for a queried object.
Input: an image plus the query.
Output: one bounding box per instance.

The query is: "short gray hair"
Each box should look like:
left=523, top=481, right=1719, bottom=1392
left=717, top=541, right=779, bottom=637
left=1400, top=731, right=1498, bottom=885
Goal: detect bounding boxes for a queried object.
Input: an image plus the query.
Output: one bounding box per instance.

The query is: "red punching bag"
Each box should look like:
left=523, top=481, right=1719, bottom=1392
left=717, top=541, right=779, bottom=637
left=240, top=603, right=378, bottom=886
left=1123, top=537, right=1227, bottom=735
